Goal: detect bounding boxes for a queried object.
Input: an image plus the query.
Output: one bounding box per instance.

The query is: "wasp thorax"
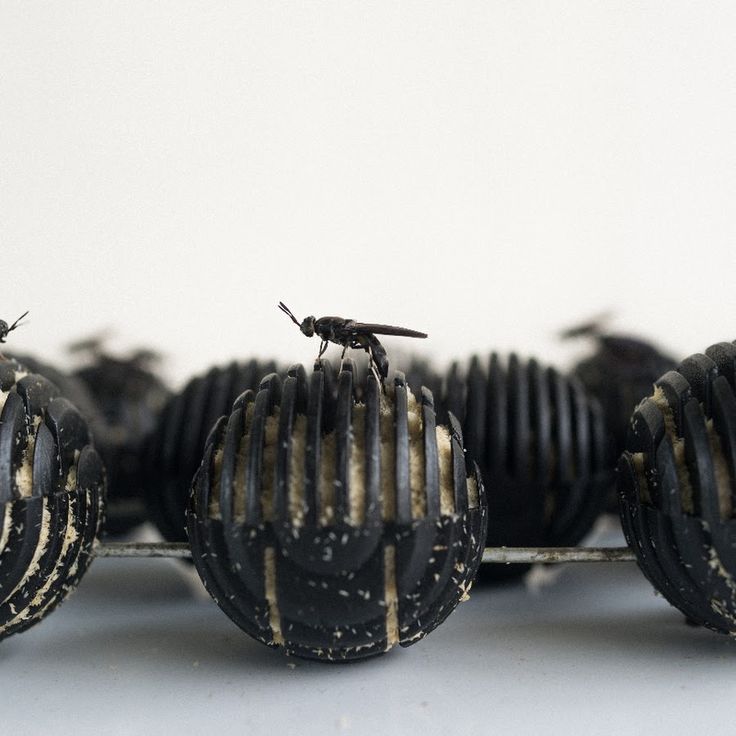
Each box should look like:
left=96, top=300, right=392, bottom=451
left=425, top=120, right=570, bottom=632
left=619, top=340, right=736, bottom=635
left=0, top=360, right=105, bottom=642
left=187, top=360, right=486, bottom=661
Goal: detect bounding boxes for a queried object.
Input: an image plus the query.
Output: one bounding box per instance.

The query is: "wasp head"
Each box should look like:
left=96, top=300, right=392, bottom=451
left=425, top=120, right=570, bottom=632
left=0, top=311, right=29, bottom=344
left=300, top=316, right=316, bottom=338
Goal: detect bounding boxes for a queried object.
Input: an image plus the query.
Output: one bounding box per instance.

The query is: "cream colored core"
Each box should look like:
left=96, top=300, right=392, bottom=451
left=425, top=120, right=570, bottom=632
left=631, top=452, right=650, bottom=505
left=208, top=384, right=477, bottom=525
left=231, top=402, right=254, bottom=521
left=289, top=414, right=307, bottom=525
left=435, top=425, right=456, bottom=516
left=651, top=387, right=694, bottom=513
left=407, top=391, right=426, bottom=518
left=384, top=544, right=399, bottom=650
left=289, top=414, right=307, bottom=526
left=264, top=546, right=284, bottom=645
left=348, top=404, right=367, bottom=525
left=467, top=474, right=479, bottom=507
left=260, top=410, right=280, bottom=522
left=15, top=416, right=41, bottom=498
left=65, top=450, right=80, bottom=493
left=649, top=386, right=733, bottom=518
left=208, top=447, right=225, bottom=519
left=0, top=501, right=12, bottom=554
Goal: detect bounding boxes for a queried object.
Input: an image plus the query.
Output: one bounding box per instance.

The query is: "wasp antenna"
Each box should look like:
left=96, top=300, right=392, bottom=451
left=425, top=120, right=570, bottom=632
left=278, top=301, right=301, bottom=327
left=8, top=310, right=29, bottom=333
left=559, top=311, right=613, bottom=341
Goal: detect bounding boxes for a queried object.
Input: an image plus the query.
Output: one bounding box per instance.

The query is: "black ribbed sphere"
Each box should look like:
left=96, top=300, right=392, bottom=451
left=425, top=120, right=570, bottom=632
left=187, top=361, right=486, bottom=661
left=443, top=353, right=610, bottom=580
left=146, top=359, right=278, bottom=542
left=619, top=341, right=736, bottom=634
left=0, top=360, right=105, bottom=641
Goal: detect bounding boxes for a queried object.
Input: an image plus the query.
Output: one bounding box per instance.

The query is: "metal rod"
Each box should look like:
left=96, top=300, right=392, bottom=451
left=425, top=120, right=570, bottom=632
left=92, top=542, right=635, bottom=563
left=94, top=542, right=193, bottom=559
left=481, top=546, right=635, bottom=564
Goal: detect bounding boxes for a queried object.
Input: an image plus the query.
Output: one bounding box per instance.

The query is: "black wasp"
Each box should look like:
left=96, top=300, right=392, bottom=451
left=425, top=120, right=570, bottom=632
left=0, top=311, right=29, bottom=344
left=278, top=302, right=427, bottom=381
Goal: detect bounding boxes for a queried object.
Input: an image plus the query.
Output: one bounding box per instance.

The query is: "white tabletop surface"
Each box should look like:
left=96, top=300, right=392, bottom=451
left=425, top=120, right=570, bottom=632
left=3, top=521, right=735, bottom=736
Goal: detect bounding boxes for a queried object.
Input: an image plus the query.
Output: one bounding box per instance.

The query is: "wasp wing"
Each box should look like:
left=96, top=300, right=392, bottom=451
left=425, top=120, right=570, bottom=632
left=350, top=323, right=427, bottom=339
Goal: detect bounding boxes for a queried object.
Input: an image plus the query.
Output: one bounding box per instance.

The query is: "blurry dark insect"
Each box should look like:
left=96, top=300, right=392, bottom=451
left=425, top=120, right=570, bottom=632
left=563, top=315, right=677, bottom=475
left=278, top=301, right=427, bottom=381
left=67, top=333, right=107, bottom=355
left=0, top=310, right=29, bottom=343
left=68, top=334, right=171, bottom=535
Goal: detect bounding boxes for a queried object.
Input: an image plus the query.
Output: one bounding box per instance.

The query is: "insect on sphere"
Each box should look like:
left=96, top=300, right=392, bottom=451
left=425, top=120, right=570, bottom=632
left=0, top=311, right=29, bottom=345
left=277, top=302, right=427, bottom=381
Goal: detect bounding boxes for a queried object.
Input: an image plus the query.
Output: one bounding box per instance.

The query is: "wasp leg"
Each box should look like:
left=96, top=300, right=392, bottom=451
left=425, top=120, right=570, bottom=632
left=317, top=339, right=329, bottom=360
left=365, top=335, right=389, bottom=389
left=369, top=360, right=383, bottom=389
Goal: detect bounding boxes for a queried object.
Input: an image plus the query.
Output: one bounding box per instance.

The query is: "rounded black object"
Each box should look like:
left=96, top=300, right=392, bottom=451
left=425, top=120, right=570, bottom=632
left=146, top=359, right=278, bottom=542
left=0, top=360, right=105, bottom=641
left=187, top=361, right=486, bottom=661
left=569, top=329, right=677, bottom=471
left=443, top=353, right=609, bottom=580
left=11, top=349, right=163, bottom=536
left=618, top=341, right=736, bottom=634
left=72, top=350, right=169, bottom=535
left=9, top=353, right=101, bottom=426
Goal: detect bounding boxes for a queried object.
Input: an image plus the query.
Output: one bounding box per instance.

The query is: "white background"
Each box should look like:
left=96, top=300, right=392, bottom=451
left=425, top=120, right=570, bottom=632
left=2, top=3, right=736, bottom=735
left=3, top=2, right=736, bottom=385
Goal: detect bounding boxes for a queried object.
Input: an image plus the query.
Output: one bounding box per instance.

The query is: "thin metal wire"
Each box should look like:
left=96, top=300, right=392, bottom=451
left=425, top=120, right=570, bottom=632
left=94, top=542, right=192, bottom=559
left=481, top=546, right=634, bottom=564
left=92, top=541, right=635, bottom=563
